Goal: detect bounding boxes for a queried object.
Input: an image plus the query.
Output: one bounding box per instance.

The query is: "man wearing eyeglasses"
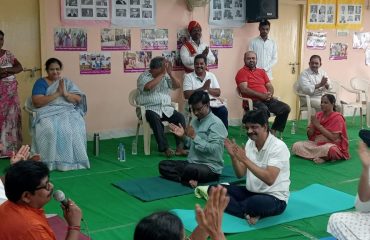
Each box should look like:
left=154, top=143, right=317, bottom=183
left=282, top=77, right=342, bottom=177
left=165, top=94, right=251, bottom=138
left=159, top=91, right=228, bottom=188
left=0, top=160, right=82, bottom=240
left=183, top=54, right=228, bottom=129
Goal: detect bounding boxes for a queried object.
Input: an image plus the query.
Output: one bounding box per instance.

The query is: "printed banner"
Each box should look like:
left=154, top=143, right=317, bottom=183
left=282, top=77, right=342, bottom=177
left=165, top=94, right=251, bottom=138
left=63, top=0, right=110, bottom=20
left=208, top=49, right=219, bottom=69
left=123, top=51, right=152, bottom=73
left=101, top=28, right=131, bottom=50
left=306, top=0, right=336, bottom=29
left=54, top=27, right=87, bottom=51
left=79, top=52, right=111, bottom=74
left=337, top=0, right=364, bottom=30
left=177, top=28, right=190, bottom=50
left=162, top=51, right=184, bottom=71
left=111, top=0, right=156, bottom=27
left=353, top=32, right=370, bottom=49
left=209, top=0, right=246, bottom=27
left=141, top=29, right=168, bottom=50
left=329, top=43, right=348, bottom=60
left=210, top=29, right=233, bottom=48
left=306, top=31, right=327, bottom=49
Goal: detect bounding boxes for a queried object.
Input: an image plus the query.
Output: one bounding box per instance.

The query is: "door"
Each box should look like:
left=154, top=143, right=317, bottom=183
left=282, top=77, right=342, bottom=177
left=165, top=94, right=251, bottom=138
left=0, top=0, right=41, bottom=144
left=269, top=3, right=303, bottom=120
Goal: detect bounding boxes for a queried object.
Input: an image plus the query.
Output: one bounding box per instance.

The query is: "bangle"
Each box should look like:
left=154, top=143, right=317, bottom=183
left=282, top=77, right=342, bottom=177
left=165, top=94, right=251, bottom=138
left=67, top=225, right=81, bottom=231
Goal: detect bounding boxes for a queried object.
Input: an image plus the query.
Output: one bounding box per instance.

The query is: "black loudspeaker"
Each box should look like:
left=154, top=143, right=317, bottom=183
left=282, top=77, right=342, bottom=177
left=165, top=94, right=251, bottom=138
left=246, top=0, right=279, bottom=23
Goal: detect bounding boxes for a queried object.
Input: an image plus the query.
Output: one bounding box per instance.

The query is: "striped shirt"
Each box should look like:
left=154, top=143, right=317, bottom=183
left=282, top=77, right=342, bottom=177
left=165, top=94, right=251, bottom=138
left=248, top=36, right=277, bottom=80
left=136, top=71, right=174, bottom=117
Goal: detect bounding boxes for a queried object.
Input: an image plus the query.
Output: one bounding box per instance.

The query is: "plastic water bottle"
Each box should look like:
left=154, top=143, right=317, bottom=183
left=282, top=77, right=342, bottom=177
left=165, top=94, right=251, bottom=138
left=118, top=143, right=126, bottom=162
left=132, top=140, right=137, bottom=155
left=291, top=121, right=296, bottom=135
left=93, top=133, right=100, bottom=156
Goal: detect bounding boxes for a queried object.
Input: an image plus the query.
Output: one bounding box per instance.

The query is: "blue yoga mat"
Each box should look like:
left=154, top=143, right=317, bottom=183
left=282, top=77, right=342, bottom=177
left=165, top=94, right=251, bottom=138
left=171, top=184, right=355, bottom=233
left=113, top=166, right=243, bottom=202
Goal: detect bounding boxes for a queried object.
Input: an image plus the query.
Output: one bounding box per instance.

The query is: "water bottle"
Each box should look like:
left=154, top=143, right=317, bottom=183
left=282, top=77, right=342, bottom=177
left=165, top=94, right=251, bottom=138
left=291, top=121, right=296, bottom=135
left=132, top=140, right=137, bottom=155
left=93, top=133, right=100, bottom=156
left=118, top=143, right=126, bottom=162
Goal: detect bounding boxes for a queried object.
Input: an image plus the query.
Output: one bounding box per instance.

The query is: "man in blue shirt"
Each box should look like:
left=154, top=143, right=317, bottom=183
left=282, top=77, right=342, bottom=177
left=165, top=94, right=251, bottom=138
left=159, top=91, right=228, bottom=187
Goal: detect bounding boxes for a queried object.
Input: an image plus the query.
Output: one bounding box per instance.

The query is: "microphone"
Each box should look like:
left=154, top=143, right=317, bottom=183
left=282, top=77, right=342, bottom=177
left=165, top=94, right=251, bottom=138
left=53, top=190, right=69, bottom=208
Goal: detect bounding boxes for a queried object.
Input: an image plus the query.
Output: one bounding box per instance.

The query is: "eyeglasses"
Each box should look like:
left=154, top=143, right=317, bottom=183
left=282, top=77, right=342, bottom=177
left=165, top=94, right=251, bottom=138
left=191, top=104, right=207, bottom=114
left=35, top=181, right=52, bottom=191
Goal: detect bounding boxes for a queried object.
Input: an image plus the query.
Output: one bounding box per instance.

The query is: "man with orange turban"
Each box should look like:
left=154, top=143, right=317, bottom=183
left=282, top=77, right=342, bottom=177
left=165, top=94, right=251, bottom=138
left=180, top=20, right=215, bottom=73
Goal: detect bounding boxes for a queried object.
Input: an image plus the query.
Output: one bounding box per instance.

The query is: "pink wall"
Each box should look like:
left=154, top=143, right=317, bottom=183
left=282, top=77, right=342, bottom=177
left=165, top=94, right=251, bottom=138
left=301, top=6, right=370, bottom=104
left=40, top=0, right=259, bottom=137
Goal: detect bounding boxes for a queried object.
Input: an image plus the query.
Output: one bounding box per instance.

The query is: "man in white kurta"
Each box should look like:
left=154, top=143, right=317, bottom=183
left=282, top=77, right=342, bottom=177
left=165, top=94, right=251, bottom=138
left=327, top=142, right=370, bottom=240
left=248, top=20, right=277, bottom=80
left=180, top=21, right=215, bottom=73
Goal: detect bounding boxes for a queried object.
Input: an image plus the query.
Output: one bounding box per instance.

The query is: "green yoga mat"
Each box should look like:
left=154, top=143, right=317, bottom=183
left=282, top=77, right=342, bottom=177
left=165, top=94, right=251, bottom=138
left=171, top=184, right=355, bottom=234
left=112, top=166, right=243, bottom=202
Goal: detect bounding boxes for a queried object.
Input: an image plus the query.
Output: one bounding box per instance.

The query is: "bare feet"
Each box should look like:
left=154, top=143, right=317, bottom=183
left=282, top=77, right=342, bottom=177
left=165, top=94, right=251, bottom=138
left=313, top=157, right=325, bottom=164
left=189, top=180, right=198, bottom=188
left=164, top=148, right=175, bottom=158
left=245, top=214, right=260, bottom=225
left=175, top=148, right=188, bottom=156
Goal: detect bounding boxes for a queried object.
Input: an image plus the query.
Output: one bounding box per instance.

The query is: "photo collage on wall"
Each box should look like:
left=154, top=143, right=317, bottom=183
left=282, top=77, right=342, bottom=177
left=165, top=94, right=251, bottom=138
left=59, top=1, right=238, bottom=74
left=64, top=0, right=110, bottom=20
left=337, top=4, right=362, bottom=24
left=209, top=0, right=246, bottom=26
left=111, top=0, right=155, bottom=27
left=308, top=4, right=335, bottom=24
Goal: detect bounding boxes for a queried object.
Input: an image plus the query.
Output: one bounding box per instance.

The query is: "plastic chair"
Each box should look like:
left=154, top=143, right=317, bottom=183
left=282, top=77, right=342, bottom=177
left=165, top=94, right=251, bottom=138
left=24, top=97, right=36, bottom=136
left=293, top=81, right=312, bottom=125
left=340, top=77, right=370, bottom=128
left=128, top=89, right=178, bottom=155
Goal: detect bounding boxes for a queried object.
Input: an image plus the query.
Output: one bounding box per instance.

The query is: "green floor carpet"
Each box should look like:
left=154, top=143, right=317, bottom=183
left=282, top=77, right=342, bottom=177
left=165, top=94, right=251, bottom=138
left=0, top=117, right=365, bottom=239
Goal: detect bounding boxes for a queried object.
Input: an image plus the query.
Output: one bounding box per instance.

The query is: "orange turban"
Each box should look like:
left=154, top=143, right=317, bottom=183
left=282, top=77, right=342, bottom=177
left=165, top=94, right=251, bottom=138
left=188, top=21, right=201, bottom=32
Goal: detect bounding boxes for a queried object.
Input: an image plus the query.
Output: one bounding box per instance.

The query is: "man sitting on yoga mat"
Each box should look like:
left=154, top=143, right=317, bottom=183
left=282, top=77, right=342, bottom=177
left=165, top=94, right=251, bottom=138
left=222, top=109, right=290, bottom=225
left=159, top=90, right=228, bottom=188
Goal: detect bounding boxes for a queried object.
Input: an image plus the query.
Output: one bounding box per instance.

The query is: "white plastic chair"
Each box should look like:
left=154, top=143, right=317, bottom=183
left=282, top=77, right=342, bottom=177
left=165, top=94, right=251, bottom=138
left=340, top=77, right=370, bottom=128
left=129, top=89, right=178, bottom=155
left=293, top=81, right=312, bottom=125
left=24, top=97, right=36, bottom=136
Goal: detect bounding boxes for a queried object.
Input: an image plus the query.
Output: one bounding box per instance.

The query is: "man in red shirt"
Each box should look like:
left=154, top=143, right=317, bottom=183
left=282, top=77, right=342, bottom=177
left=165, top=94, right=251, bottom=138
left=235, top=51, right=290, bottom=135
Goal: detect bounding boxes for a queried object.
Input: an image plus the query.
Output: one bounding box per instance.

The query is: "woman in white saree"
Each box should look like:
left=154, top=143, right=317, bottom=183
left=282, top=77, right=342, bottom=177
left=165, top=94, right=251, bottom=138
left=30, top=58, right=90, bottom=171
